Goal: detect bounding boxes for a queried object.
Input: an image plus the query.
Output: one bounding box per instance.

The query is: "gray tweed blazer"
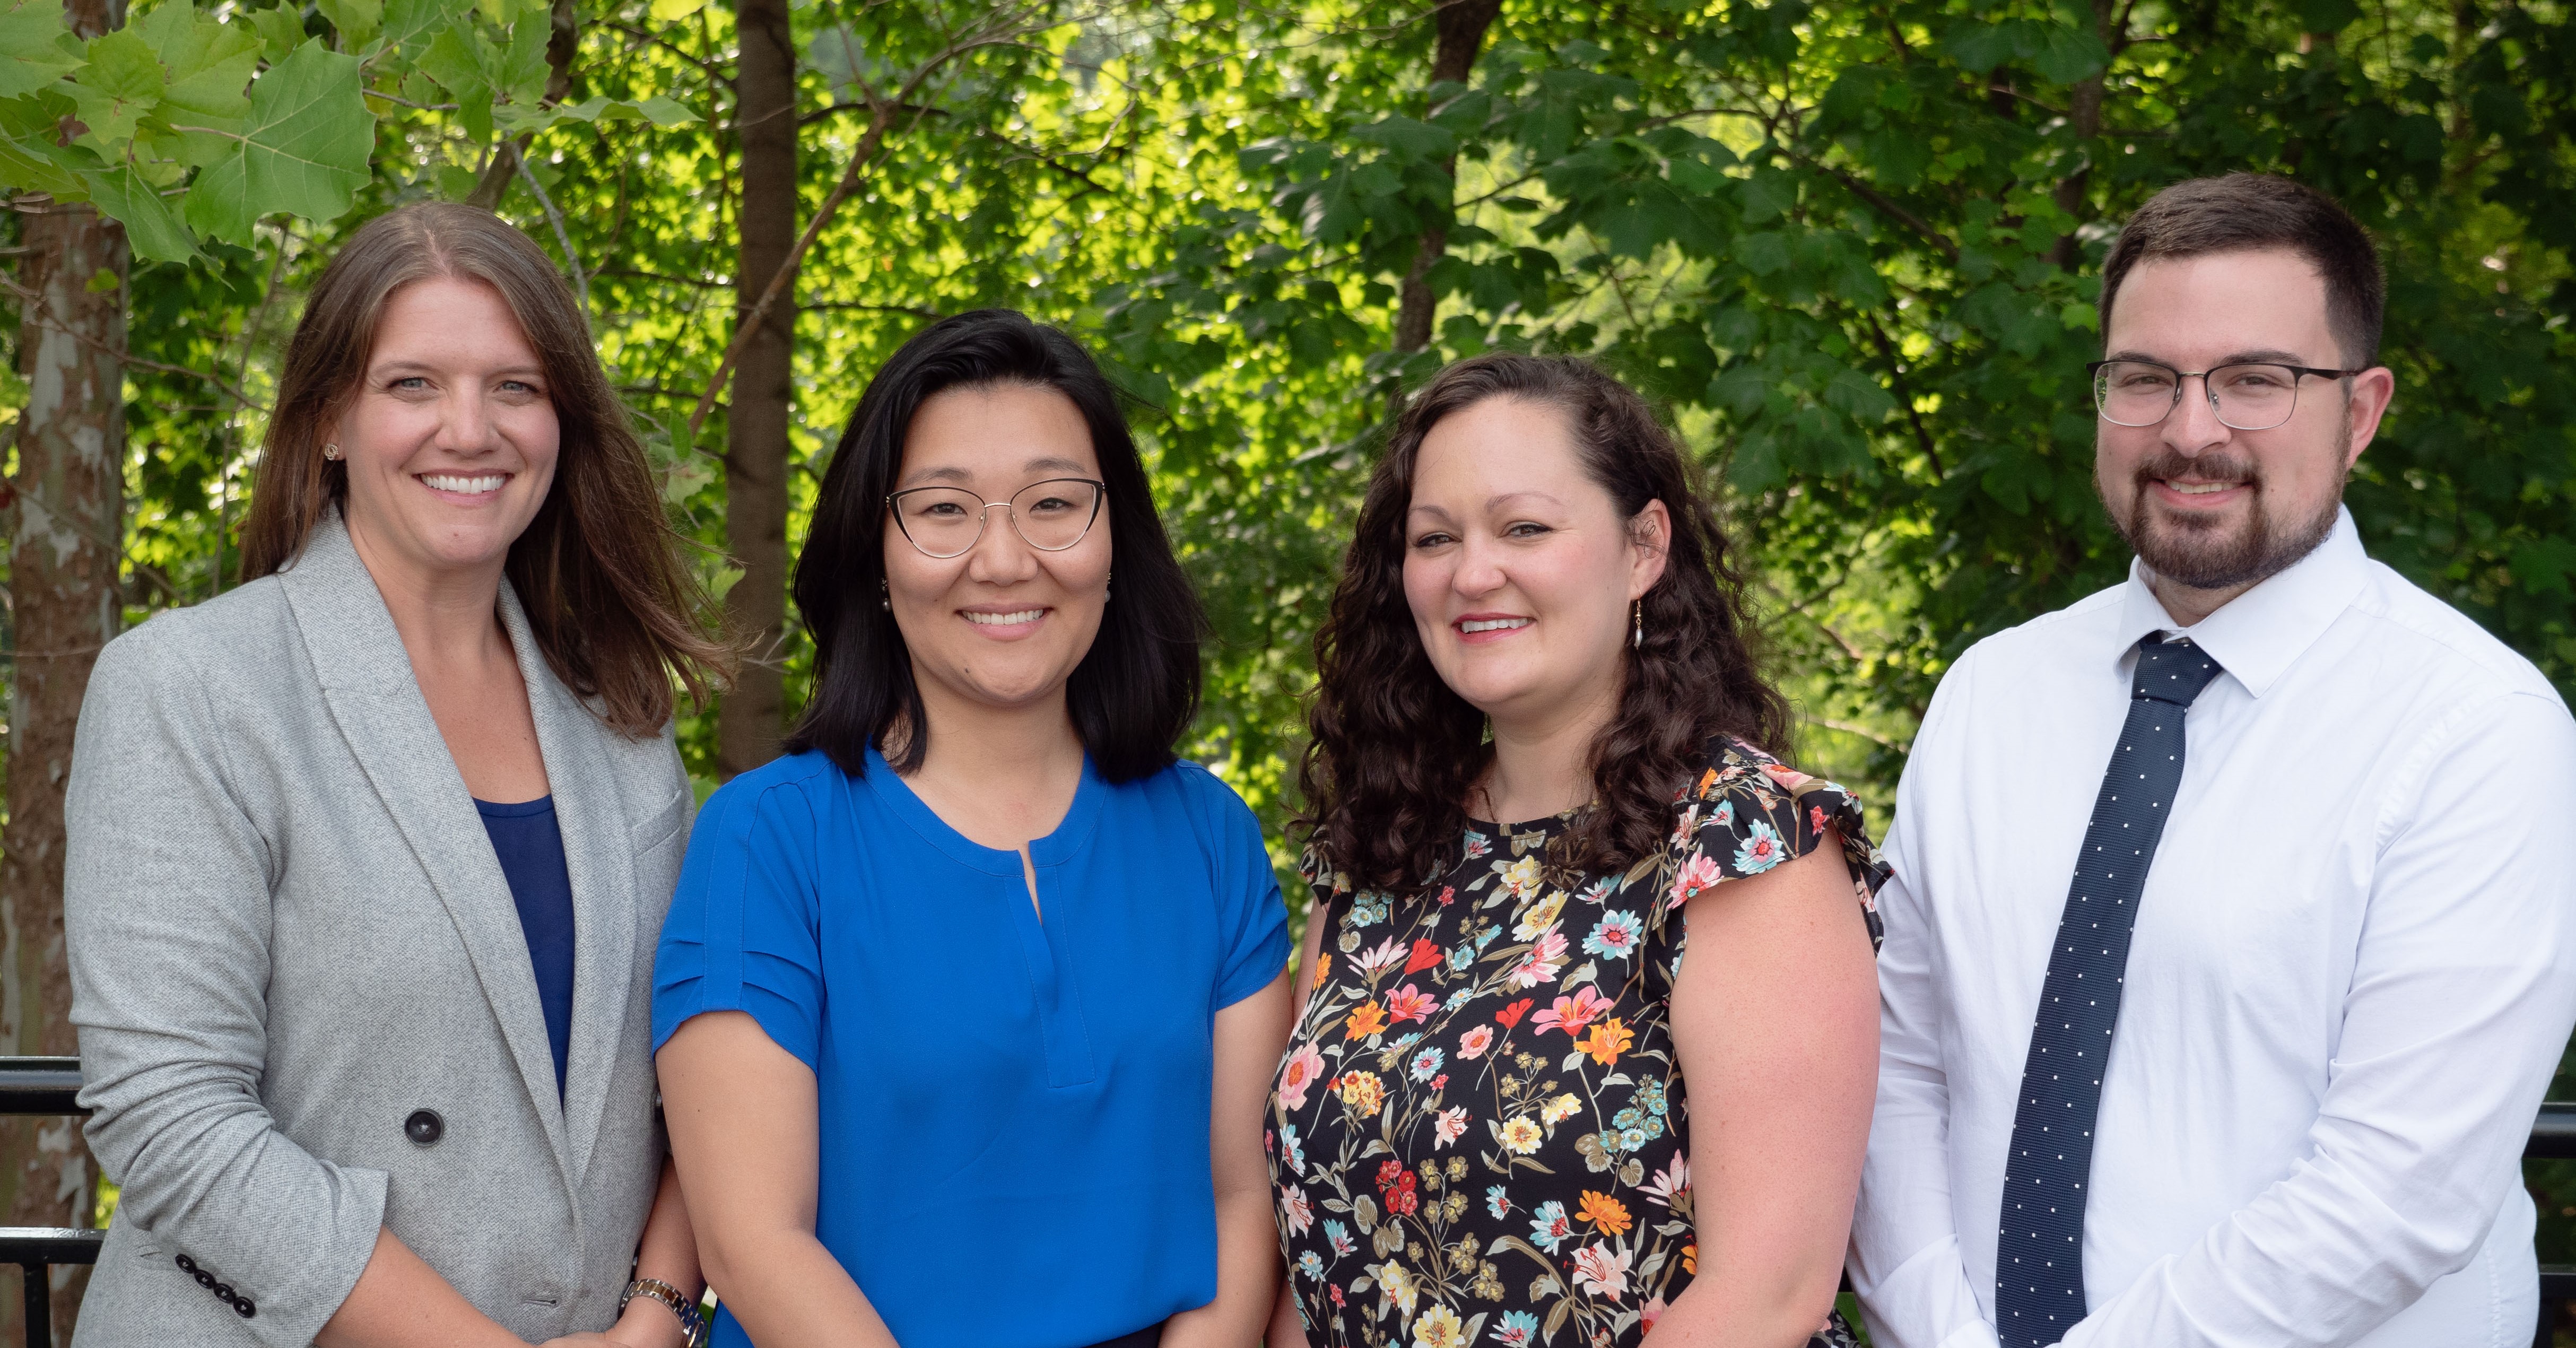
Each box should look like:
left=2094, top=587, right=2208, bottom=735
left=65, top=511, right=691, bottom=1347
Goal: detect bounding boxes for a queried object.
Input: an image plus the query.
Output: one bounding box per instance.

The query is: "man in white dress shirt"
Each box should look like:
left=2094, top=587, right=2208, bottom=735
left=1849, top=172, right=2576, bottom=1347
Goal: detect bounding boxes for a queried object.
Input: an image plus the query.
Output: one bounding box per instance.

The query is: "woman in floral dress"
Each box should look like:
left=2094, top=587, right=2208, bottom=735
left=1268, top=354, right=1887, bottom=1348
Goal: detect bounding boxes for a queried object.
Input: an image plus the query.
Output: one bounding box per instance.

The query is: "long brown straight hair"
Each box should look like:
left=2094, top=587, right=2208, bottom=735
left=240, top=202, right=732, bottom=736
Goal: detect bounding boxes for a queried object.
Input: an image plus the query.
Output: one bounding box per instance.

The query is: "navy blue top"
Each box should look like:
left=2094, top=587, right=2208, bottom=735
left=477, top=795, right=576, bottom=1100
left=651, top=747, right=1291, bottom=1348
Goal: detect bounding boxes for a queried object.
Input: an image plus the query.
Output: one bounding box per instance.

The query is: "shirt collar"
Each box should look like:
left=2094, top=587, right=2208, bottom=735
left=2111, top=506, right=2371, bottom=698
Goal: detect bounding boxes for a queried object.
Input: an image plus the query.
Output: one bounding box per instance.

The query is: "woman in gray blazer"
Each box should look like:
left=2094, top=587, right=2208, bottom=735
left=64, top=204, right=732, bottom=1348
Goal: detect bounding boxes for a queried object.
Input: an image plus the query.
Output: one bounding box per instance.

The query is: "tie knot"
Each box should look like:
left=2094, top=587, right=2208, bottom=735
left=2131, top=635, right=2224, bottom=707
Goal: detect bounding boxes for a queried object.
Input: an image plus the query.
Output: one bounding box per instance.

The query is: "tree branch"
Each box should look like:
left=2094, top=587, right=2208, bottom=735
left=687, top=10, right=1057, bottom=435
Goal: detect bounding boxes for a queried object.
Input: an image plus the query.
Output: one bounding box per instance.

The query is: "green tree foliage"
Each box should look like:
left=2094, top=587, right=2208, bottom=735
left=10, top=0, right=2576, bottom=1274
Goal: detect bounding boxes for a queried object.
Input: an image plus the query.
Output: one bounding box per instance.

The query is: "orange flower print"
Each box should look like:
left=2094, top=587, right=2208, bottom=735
left=1311, top=953, right=1330, bottom=989
left=1338, top=1070, right=1386, bottom=1118
left=1385, top=984, right=1438, bottom=1024
left=1681, top=1241, right=1698, bottom=1275
left=1345, top=1001, right=1389, bottom=1040
left=1576, top=1190, right=1631, bottom=1237
left=1575, top=1017, right=1634, bottom=1067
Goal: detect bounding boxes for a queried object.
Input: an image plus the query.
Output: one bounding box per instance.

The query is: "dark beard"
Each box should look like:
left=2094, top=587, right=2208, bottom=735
left=2100, top=440, right=2344, bottom=593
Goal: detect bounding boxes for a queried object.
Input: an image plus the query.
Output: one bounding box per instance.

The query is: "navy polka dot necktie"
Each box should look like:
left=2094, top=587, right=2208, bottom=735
left=1995, top=634, right=2224, bottom=1346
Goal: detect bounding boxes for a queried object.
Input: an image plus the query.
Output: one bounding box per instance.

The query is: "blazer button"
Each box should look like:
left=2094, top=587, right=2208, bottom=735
left=404, top=1109, right=444, bottom=1146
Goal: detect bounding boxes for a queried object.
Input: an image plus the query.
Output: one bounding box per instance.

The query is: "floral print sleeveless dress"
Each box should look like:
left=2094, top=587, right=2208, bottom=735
left=1268, top=739, right=1888, bottom=1348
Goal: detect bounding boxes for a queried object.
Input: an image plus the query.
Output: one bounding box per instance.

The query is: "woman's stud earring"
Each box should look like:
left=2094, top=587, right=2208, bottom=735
left=1632, top=599, right=1643, bottom=650
left=322, top=443, right=342, bottom=461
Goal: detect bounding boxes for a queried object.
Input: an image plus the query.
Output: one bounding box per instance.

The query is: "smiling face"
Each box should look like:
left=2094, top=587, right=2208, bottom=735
left=1401, top=396, right=1668, bottom=735
left=883, top=382, right=1111, bottom=721
left=333, top=276, right=560, bottom=592
left=2095, top=247, right=2392, bottom=600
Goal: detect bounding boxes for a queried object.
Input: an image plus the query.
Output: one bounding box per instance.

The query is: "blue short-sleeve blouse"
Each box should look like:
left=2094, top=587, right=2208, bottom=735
left=652, top=746, right=1290, bottom=1347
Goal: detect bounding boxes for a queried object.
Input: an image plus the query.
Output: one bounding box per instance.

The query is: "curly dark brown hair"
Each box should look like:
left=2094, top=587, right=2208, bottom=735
left=1298, top=353, right=1793, bottom=889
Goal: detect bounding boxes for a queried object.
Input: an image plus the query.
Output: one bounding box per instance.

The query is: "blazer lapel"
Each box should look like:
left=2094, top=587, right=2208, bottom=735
left=499, top=587, right=637, bottom=1190
left=274, top=512, right=574, bottom=1178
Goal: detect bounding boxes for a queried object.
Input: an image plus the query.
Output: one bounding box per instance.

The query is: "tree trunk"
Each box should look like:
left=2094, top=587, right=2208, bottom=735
left=1390, top=0, right=1503, bottom=360
left=716, top=0, right=797, bottom=778
left=2, top=5, right=129, bottom=1333
left=2048, top=0, right=2116, bottom=271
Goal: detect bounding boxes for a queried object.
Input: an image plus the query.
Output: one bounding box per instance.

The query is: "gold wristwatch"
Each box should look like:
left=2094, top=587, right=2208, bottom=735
left=619, top=1277, right=708, bottom=1348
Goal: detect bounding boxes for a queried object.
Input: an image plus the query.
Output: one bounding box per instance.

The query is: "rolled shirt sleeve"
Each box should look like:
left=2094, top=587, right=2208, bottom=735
left=1190, top=767, right=1290, bottom=1011
left=67, top=629, right=389, bottom=1348
left=653, top=774, right=828, bottom=1071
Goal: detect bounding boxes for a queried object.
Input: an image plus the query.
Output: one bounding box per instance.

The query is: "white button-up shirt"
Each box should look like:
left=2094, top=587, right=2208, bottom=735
left=1850, top=509, right=2576, bottom=1347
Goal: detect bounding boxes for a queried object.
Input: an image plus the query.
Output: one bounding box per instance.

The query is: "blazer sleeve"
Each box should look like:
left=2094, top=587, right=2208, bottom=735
left=66, top=624, right=390, bottom=1348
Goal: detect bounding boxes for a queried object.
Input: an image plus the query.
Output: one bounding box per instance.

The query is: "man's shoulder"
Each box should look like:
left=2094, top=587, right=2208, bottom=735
left=1943, top=579, right=2130, bottom=689
left=2346, top=561, right=2562, bottom=704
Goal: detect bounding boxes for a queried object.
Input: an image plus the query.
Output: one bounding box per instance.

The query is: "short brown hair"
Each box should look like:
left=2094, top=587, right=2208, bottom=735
left=241, top=203, right=732, bottom=736
left=2100, top=173, right=2385, bottom=368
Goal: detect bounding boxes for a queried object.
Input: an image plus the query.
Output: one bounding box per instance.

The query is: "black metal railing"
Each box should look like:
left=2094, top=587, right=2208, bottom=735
left=2529, top=1102, right=2576, bottom=1347
left=0, top=1057, right=100, bottom=1346
left=0, top=1060, right=2565, bottom=1345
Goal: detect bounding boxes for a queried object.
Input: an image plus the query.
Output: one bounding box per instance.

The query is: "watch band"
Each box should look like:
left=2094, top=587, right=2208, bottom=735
left=619, top=1276, right=708, bottom=1348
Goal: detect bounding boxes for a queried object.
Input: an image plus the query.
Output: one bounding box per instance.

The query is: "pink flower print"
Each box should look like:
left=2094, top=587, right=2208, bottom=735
left=1762, top=762, right=1814, bottom=790
left=1278, top=1183, right=1313, bottom=1236
left=1457, top=1025, right=1495, bottom=1060
left=1530, top=986, right=1613, bottom=1037
left=1668, top=853, right=1725, bottom=909
left=1641, top=1298, right=1667, bottom=1331
left=1571, top=1243, right=1631, bottom=1301
left=1385, top=983, right=1438, bottom=1024
left=1276, top=1042, right=1326, bottom=1111
left=1353, top=936, right=1407, bottom=976
left=1432, top=1105, right=1469, bottom=1149
left=1504, top=927, right=1569, bottom=989
left=1642, top=1153, right=1690, bottom=1207
left=1811, top=803, right=1831, bottom=837
left=1436, top=884, right=1457, bottom=906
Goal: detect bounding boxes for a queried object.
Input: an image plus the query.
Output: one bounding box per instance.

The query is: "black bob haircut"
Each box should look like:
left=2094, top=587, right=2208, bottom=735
left=781, top=309, right=1205, bottom=784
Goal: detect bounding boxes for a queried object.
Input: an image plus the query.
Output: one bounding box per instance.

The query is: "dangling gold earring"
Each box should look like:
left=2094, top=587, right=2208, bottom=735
left=1631, top=599, right=1643, bottom=650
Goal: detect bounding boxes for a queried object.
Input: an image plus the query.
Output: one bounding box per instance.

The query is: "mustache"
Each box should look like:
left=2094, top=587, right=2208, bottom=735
left=2130, top=450, right=2259, bottom=492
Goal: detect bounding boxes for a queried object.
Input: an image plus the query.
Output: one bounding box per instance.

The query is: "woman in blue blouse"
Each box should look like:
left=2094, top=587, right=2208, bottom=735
left=654, top=310, right=1292, bottom=1347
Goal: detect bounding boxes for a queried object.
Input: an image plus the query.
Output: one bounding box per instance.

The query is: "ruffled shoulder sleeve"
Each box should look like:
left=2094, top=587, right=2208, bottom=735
left=1656, top=736, right=1888, bottom=951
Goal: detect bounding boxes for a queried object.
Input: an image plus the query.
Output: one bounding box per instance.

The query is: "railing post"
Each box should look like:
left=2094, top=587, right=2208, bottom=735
left=21, top=1261, right=47, bottom=1348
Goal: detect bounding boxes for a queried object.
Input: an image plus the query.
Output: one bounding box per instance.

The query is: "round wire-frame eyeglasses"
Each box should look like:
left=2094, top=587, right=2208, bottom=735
left=885, top=477, right=1107, bottom=559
